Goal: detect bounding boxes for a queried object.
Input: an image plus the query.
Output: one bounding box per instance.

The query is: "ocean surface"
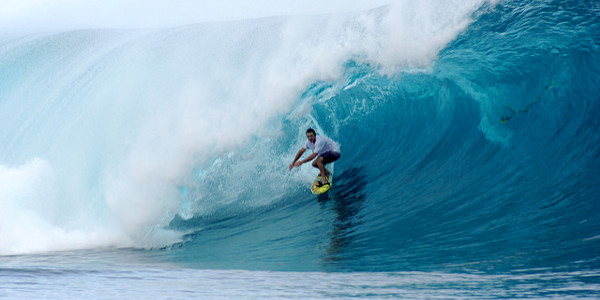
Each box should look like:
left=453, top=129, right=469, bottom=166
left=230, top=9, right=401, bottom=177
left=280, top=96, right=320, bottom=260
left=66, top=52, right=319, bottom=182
left=1, top=0, right=599, bottom=298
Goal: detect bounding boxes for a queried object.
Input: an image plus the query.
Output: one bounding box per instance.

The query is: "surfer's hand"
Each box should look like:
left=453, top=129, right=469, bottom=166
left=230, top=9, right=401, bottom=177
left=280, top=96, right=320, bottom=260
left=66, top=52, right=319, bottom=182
left=289, top=163, right=294, bottom=170
left=295, top=161, right=302, bottom=167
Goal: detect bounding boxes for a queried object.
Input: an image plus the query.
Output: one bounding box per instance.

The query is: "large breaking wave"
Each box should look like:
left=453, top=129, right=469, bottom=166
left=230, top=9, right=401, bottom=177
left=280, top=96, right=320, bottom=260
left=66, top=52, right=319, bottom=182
left=1, top=0, right=598, bottom=273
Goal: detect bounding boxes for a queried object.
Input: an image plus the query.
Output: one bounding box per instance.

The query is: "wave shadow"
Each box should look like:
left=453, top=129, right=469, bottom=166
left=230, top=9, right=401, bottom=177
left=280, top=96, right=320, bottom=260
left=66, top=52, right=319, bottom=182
left=320, top=166, right=368, bottom=267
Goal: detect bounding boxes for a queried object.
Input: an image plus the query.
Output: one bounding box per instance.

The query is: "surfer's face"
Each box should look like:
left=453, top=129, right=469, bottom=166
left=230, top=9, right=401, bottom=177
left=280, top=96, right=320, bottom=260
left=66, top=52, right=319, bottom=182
left=306, top=132, right=316, bottom=143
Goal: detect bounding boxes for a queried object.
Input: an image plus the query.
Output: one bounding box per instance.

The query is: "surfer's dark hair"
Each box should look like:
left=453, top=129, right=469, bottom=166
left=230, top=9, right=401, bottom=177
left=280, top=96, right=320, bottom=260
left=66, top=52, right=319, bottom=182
left=306, top=128, right=316, bottom=135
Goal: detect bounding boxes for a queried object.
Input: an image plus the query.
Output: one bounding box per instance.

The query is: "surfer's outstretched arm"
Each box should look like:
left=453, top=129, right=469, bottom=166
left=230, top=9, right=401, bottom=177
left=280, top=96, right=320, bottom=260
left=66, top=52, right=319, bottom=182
left=289, top=148, right=318, bottom=170
left=296, top=153, right=317, bottom=167
left=289, top=148, right=306, bottom=170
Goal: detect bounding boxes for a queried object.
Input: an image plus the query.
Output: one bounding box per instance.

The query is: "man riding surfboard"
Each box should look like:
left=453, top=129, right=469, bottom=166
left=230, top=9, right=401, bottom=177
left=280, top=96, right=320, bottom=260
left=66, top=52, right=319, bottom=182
left=289, top=128, right=341, bottom=186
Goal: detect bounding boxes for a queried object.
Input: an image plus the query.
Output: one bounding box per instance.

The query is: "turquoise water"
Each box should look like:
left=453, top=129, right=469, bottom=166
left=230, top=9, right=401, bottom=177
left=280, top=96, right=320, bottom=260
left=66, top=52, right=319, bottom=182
left=2, top=249, right=598, bottom=299
left=1, top=0, right=599, bottom=298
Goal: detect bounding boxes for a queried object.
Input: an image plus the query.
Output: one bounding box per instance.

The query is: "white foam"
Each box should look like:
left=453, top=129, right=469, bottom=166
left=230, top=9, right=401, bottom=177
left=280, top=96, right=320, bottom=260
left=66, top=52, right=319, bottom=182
left=0, top=159, right=130, bottom=255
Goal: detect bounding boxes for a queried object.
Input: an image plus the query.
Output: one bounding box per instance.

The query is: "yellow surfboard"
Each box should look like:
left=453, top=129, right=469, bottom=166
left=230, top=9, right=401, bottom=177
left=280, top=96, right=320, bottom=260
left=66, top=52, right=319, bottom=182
left=311, top=174, right=331, bottom=195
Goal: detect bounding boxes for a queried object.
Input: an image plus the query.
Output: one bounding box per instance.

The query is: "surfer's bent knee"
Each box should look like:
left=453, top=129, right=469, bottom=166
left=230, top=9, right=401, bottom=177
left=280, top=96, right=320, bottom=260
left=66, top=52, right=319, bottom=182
left=312, top=156, right=324, bottom=168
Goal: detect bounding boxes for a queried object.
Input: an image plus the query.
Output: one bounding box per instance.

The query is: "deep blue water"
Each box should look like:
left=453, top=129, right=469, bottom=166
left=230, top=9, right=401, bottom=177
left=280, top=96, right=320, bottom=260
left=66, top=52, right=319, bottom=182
left=1, top=0, right=599, bottom=298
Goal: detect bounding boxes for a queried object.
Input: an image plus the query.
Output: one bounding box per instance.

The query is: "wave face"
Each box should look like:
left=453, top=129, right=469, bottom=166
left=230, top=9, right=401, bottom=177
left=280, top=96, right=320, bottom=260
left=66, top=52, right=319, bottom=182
left=1, top=0, right=599, bottom=273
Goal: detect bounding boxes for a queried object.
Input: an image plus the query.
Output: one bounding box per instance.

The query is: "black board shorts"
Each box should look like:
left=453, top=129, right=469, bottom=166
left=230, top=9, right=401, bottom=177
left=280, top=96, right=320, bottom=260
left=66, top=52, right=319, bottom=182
left=320, top=151, right=341, bottom=164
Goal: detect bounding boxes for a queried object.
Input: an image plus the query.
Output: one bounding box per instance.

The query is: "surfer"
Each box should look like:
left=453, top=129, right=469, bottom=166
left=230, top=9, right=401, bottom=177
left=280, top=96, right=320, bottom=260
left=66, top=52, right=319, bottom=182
left=289, top=128, right=341, bottom=186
